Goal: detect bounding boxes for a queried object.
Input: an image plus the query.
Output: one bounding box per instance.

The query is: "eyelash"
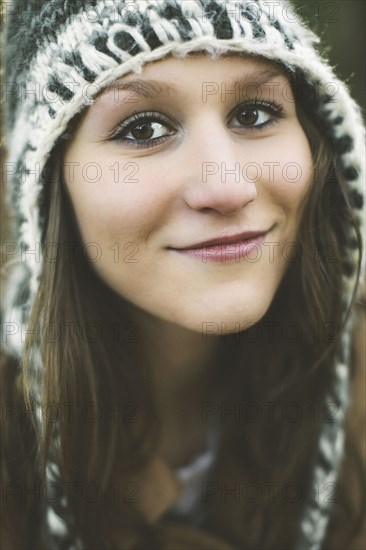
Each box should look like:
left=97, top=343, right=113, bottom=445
left=111, top=111, right=173, bottom=149
left=110, top=100, right=285, bottom=149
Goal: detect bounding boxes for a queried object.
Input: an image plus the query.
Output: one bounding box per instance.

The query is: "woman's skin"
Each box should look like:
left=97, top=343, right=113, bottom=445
left=63, top=54, right=314, bottom=466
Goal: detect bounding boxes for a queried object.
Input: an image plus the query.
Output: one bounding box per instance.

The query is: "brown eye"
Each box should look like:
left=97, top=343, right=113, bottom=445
left=237, top=109, right=259, bottom=126
left=131, top=123, right=155, bottom=140
left=230, top=101, right=284, bottom=130
left=113, top=114, right=174, bottom=146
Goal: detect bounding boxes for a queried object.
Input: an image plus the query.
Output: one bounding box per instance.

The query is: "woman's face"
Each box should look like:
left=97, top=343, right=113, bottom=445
left=63, top=54, right=313, bottom=334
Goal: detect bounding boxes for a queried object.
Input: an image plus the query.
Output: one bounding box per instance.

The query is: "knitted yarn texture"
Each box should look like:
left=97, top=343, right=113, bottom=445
left=3, top=1, right=365, bottom=549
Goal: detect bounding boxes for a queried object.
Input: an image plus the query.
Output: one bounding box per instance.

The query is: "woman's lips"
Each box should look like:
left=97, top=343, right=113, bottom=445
left=169, top=231, right=271, bottom=263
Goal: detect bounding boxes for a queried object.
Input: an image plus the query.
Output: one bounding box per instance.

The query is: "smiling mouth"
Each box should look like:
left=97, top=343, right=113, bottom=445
left=168, top=227, right=273, bottom=263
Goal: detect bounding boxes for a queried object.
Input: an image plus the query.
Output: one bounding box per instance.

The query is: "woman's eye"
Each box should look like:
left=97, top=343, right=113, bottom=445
left=235, top=108, right=269, bottom=126
left=231, top=102, right=284, bottom=129
left=111, top=102, right=283, bottom=148
left=127, top=121, right=170, bottom=140
left=111, top=113, right=174, bottom=147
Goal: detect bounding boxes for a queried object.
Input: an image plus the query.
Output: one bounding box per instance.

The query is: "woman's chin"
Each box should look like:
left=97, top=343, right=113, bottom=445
left=165, top=300, right=270, bottom=337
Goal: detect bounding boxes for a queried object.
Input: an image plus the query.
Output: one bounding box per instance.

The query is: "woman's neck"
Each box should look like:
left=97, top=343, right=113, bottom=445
left=127, top=305, right=229, bottom=467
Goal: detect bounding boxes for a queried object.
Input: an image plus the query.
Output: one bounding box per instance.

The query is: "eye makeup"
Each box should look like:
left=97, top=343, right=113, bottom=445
left=106, top=97, right=285, bottom=149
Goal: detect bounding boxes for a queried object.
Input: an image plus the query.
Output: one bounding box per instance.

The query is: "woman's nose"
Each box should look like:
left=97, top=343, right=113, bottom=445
left=182, top=124, right=258, bottom=215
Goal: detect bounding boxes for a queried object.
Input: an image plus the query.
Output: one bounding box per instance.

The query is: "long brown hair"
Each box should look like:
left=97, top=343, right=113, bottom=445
left=1, top=76, right=364, bottom=549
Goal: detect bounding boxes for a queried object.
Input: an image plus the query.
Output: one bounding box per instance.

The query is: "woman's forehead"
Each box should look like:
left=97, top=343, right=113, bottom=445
left=97, top=53, right=290, bottom=102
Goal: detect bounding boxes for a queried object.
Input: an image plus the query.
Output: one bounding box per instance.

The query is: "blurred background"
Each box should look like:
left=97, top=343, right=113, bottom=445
left=290, top=0, right=365, bottom=109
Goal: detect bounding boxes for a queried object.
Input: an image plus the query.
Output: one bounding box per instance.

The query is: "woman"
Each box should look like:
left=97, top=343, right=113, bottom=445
left=1, top=1, right=365, bottom=549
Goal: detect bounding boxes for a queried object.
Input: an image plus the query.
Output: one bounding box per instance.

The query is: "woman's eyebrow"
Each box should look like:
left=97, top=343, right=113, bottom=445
left=226, top=68, right=284, bottom=90
left=100, top=79, right=174, bottom=100
left=99, top=68, right=284, bottom=101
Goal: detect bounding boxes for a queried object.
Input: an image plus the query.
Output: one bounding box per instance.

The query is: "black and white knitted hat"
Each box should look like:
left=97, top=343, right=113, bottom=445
left=3, top=1, right=365, bottom=549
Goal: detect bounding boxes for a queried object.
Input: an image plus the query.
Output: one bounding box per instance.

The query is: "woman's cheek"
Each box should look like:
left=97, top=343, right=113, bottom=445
left=266, top=133, right=313, bottom=205
left=67, top=161, right=170, bottom=259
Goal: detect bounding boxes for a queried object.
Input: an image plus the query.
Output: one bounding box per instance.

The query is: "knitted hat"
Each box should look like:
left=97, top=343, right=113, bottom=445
left=3, top=1, right=365, bottom=549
